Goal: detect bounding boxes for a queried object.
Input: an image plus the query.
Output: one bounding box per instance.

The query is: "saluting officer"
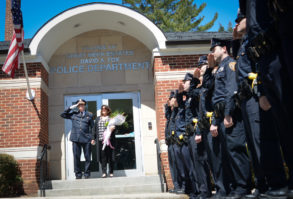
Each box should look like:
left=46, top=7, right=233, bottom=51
left=60, top=99, right=94, bottom=179
left=209, top=38, right=250, bottom=199
left=188, top=59, right=213, bottom=199
left=164, top=91, right=181, bottom=193
left=197, top=55, right=230, bottom=199
left=232, top=9, right=288, bottom=199
left=175, top=73, right=199, bottom=198
left=241, top=0, right=293, bottom=198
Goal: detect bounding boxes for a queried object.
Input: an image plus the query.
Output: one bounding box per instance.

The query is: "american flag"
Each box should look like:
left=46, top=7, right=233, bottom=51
left=2, top=0, right=24, bottom=77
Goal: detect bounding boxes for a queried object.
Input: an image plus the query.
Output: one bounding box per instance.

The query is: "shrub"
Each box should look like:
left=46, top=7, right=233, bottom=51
left=0, top=154, right=24, bottom=197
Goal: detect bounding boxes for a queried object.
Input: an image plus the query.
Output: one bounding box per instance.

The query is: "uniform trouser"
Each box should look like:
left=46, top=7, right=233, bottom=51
left=204, top=128, right=231, bottom=196
left=173, top=144, right=187, bottom=191
left=72, top=141, right=91, bottom=177
left=181, top=143, right=198, bottom=196
left=241, top=96, right=266, bottom=191
left=278, top=9, right=293, bottom=92
left=258, top=52, right=293, bottom=189
left=168, top=143, right=181, bottom=190
left=220, top=112, right=251, bottom=195
left=189, top=133, right=212, bottom=196
left=259, top=109, right=287, bottom=189
left=99, top=141, right=114, bottom=174
left=241, top=96, right=287, bottom=190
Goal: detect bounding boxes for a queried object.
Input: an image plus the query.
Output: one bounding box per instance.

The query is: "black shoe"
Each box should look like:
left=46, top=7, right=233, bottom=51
left=196, top=194, right=210, bottom=199
left=225, top=193, right=244, bottom=199
left=259, top=187, right=288, bottom=199
left=168, top=189, right=175, bottom=193
left=75, top=176, right=82, bottom=179
left=189, top=193, right=198, bottom=199
left=245, top=189, right=262, bottom=199
left=288, top=189, right=293, bottom=199
left=84, top=175, right=90, bottom=179
left=176, top=189, right=185, bottom=194
left=210, top=194, right=225, bottom=199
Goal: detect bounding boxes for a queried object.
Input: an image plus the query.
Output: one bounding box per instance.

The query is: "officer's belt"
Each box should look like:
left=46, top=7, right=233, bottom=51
left=185, top=123, right=195, bottom=137
left=166, top=136, right=174, bottom=145
left=246, top=26, right=277, bottom=63
left=237, top=73, right=260, bottom=102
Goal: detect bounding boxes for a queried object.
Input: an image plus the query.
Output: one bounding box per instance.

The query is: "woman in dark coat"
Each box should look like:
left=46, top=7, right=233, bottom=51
left=91, top=105, right=116, bottom=178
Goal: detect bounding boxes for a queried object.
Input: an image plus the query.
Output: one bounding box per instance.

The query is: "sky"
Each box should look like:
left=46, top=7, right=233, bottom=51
left=0, top=0, right=239, bottom=41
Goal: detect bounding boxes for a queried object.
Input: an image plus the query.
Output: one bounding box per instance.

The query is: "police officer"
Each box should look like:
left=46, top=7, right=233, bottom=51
left=164, top=91, right=181, bottom=193
left=241, top=0, right=293, bottom=198
left=189, top=58, right=213, bottom=199
left=209, top=38, right=251, bottom=199
left=232, top=10, right=288, bottom=199
left=175, top=73, right=200, bottom=198
left=173, top=90, right=189, bottom=195
left=197, top=55, right=230, bottom=199
left=60, top=99, right=94, bottom=179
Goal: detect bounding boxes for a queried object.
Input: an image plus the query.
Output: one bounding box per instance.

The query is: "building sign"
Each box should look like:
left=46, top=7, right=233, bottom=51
left=50, top=44, right=151, bottom=74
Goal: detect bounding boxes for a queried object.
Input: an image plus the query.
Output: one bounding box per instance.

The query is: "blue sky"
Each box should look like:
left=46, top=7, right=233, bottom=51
left=0, top=0, right=239, bottom=41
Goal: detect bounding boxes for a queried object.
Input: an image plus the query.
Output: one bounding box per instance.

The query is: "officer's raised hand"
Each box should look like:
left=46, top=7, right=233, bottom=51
left=193, top=68, right=201, bottom=79
left=224, top=115, right=234, bottom=128
left=70, top=103, right=79, bottom=110
left=178, top=83, right=184, bottom=93
left=210, top=124, right=218, bottom=137
left=207, top=53, right=216, bottom=68
left=233, top=24, right=242, bottom=40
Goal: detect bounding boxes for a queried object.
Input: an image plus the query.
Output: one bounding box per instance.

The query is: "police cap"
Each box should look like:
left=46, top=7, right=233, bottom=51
left=76, top=99, right=87, bottom=105
left=198, top=55, right=208, bottom=67
left=183, top=73, right=193, bottom=81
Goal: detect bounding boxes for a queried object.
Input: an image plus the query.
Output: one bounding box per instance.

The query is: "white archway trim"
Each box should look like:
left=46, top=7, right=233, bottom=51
left=29, top=3, right=166, bottom=62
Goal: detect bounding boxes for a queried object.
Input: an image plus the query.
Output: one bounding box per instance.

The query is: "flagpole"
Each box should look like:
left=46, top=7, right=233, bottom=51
left=21, top=50, right=35, bottom=100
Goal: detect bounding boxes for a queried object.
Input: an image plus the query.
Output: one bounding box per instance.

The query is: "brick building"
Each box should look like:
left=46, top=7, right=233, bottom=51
left=0, top=2, right=231, bottom=194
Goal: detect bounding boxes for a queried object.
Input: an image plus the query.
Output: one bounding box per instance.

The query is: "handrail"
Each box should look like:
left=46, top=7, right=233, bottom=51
left=154, top=138, right=166, bottom=192
left=39, top=144, right=50, bottom=197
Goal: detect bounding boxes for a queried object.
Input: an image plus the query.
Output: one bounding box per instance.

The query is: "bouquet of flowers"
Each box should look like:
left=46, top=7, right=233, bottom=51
left=102, top=113, right=126, bottom=150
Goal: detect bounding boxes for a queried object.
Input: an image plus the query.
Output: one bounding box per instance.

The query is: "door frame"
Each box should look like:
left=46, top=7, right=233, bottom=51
left=64, top=92, right=143, bottom=180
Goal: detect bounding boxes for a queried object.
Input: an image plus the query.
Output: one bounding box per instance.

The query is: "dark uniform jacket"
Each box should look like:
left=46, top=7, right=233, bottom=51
left=176, top=78, right=200, bottom=136
left=212, top=56, right=238, bottom=122
left=198, top=68, right=216, bottom=128
left=165, top=104, right=178, bottom=144
left=60, top=108, right=94, bottom=143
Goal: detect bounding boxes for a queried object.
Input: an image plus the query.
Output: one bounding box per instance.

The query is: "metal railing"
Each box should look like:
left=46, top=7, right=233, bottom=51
left=154, top=138, right=166, bottom=192
left=39, top=144, right=50, bottom=197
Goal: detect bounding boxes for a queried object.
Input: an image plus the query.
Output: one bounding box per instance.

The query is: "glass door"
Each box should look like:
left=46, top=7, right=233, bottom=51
left=64, top=92, right=142, bottom=180
left=102, top=92, right=143, bottom=176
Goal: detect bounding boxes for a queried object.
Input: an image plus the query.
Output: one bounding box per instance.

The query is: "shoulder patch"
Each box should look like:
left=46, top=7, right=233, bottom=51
left=229, top=62, right=236, bottom=71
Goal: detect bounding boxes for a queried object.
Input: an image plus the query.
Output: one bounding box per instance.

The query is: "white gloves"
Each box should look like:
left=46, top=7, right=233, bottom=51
left=70, top=103, right=78, bottom=109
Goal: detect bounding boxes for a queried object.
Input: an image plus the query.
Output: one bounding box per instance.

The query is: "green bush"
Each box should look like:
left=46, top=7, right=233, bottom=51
left=0, top=154, right=24, bottom=197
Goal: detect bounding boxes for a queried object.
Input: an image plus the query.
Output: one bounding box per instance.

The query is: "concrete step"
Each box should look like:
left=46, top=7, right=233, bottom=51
left=44, top=184, right=163, bottom=197
left=41, top=175, right=167, bottom=197
left=16, top=193, right=189, bottom=199
left=44, top=175, right=161, bottom=190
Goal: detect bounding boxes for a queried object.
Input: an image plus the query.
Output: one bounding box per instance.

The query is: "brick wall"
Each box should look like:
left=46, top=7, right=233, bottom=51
left=5, top=0, right=13, bottom=41
left=154, top=54, right=204, bottom=190
left=0, top=63, right=48, bottom=195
